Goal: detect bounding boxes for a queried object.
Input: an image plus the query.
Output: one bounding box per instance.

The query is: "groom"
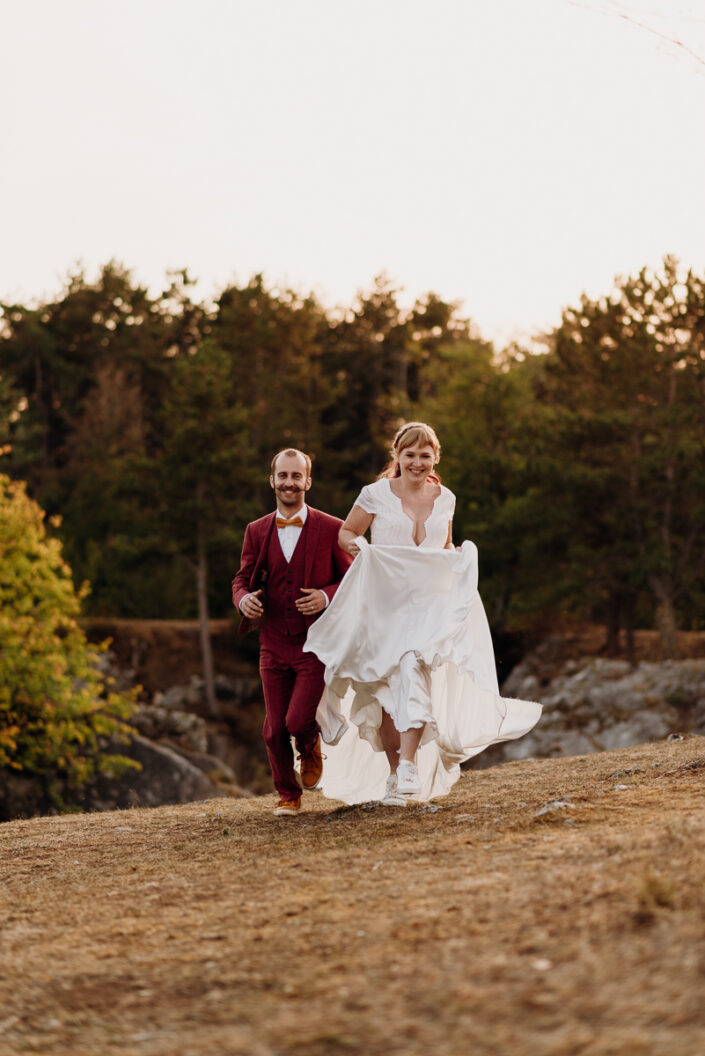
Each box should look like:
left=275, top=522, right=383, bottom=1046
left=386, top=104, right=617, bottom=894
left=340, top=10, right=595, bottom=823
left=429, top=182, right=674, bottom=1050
left=232, top=449, right=352, bottom=817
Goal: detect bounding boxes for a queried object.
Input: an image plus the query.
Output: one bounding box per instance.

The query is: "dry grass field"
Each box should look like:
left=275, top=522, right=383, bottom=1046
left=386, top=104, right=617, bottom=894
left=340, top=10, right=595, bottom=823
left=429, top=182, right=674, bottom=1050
left=1, top=735, right=704, bottom=1056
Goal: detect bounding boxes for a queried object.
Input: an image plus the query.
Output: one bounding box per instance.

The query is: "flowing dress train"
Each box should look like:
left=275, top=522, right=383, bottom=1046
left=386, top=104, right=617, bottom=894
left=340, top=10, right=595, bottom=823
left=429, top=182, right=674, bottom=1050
left=303, top=479, right=541, bottom=802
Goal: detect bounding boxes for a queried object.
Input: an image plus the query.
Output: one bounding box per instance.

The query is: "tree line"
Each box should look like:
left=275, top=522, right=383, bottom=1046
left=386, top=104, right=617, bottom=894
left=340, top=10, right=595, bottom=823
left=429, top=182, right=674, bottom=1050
left=1, top=256, right=704, bottom=681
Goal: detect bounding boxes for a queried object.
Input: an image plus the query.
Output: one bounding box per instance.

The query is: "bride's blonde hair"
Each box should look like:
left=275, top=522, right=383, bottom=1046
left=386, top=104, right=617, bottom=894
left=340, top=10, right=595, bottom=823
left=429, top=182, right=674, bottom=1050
left=379, top=421, right=442, bottom=480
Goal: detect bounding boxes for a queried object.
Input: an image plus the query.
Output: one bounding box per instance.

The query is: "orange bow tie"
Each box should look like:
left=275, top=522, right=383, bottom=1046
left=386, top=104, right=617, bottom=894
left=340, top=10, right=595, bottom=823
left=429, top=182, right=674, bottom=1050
left=276, top=515, right=304, bottom=528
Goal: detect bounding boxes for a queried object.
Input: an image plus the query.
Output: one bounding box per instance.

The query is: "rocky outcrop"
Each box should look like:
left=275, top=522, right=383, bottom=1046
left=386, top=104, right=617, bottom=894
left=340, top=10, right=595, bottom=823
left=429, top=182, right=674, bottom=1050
left=99, top=650, right=269, bottom=792
left=0, top=772, right=48, bottom=823
left=0, top=657, right=263, bottom=821
left=0, top=737, right=222, bottom=821
left=77, top=735, right=226, bottom=811
left=132, top=701, right=210, bottom=754
left=467, top=652, right=705, bottom=769
left=152, top=672, right=262, bottom=716
left=140, top=673, right=269, bottom=794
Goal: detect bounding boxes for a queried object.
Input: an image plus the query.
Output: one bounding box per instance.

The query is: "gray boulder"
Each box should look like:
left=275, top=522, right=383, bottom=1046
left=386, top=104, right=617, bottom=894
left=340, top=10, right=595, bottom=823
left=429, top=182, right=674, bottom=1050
left=79, top=734, right=223, bottom=811
left=468, top=656, right=705, bottom=769
left=132, top=702, right=209, bottom=753
left=153, top=673, right=261, bottom=713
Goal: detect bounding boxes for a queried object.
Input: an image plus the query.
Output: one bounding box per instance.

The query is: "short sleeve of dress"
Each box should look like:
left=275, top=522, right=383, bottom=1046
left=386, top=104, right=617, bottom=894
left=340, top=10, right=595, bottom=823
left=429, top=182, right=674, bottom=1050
left=354, top=483, right=378, bottom=515
left=444, top=486, right=456, bottom=518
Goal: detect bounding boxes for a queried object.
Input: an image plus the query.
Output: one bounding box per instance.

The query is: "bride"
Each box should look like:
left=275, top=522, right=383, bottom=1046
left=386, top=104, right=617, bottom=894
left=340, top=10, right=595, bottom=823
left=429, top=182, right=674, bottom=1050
left=303, top=421, right=541, bottom=805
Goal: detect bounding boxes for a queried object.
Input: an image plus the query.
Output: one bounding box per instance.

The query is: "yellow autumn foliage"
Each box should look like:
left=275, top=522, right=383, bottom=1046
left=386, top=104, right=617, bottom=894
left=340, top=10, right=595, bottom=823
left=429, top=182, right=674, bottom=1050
left=0, top=474, right=136, bottom=799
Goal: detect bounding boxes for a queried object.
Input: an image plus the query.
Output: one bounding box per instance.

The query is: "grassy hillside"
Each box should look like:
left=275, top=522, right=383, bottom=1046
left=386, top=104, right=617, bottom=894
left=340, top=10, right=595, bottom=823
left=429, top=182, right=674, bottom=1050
left=1, top=736, right=704, bottom=1056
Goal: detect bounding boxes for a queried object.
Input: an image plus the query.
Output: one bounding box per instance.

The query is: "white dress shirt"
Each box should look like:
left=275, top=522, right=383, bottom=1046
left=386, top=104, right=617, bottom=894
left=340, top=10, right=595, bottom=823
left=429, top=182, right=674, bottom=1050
left=277, top=502, right=308, bottom=561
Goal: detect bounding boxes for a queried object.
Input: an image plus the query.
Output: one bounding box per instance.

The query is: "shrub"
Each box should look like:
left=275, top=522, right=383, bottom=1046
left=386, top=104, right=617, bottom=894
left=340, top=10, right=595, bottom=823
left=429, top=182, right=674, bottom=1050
left=0, top=474, right=137, bottom=804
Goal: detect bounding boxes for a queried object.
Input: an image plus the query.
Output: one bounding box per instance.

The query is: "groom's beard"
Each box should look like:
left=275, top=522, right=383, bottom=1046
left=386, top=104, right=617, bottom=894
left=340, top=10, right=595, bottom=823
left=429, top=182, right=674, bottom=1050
left=275, top=485, right=306, bottom=509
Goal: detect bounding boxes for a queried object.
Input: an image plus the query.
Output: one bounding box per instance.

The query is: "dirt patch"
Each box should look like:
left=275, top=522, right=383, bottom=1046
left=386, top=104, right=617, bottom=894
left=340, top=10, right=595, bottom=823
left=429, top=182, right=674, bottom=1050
left=1, top=736, right=704, bottom=1055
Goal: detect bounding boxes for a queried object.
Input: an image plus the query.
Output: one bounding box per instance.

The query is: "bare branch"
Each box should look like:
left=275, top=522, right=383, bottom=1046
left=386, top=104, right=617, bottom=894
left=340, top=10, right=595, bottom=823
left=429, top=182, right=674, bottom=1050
left=565, top=0, right=705, bottom=69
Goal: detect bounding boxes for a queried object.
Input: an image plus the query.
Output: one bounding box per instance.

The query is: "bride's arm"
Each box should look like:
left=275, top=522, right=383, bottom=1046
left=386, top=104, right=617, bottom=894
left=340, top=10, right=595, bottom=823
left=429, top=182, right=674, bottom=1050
left=444, top=520, right=455, bottom=550
left=339, top=505, right=374, bottom=556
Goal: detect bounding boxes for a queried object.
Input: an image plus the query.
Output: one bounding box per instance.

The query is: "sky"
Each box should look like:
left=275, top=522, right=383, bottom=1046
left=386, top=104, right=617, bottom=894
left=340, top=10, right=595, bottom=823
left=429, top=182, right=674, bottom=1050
left=2, top=0, right=705, bottom=346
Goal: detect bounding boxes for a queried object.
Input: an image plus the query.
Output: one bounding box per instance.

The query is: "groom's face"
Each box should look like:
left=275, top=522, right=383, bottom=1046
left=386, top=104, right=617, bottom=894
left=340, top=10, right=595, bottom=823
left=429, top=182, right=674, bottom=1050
left=270, top=452, right=311, bottom=510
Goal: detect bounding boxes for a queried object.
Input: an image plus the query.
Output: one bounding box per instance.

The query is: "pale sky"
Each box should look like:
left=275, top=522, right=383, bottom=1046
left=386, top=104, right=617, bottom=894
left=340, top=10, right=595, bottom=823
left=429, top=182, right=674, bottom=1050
left=2, top=0, right=705, bottom=345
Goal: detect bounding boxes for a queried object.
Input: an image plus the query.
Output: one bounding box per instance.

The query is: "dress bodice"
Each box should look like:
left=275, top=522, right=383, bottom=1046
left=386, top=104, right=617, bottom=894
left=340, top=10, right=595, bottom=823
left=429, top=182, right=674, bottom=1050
left=354, top=478, right=455, bottom=548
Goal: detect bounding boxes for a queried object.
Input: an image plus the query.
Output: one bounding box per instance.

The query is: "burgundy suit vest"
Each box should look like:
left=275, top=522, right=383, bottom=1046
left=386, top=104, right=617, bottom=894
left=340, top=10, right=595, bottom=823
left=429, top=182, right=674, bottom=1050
left=261, top=524, right=309, bottom=640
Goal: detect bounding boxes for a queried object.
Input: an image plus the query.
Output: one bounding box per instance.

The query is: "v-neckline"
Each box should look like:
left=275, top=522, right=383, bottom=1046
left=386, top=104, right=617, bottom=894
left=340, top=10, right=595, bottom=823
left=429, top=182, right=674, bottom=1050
left=386, top=478, right=441, bottom=547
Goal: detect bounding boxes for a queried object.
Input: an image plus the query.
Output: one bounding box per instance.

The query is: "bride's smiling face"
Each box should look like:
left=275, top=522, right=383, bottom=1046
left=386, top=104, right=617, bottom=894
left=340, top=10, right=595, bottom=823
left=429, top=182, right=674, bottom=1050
left=398, top=443, right=436, bottom=481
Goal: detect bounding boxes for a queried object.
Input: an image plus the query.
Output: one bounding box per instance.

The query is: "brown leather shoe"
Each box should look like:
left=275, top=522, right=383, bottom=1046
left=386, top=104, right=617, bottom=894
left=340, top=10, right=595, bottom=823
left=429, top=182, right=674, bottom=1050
left=299, top=735, right=323, bottom=790
left=273, top=797, right=301, bottom=817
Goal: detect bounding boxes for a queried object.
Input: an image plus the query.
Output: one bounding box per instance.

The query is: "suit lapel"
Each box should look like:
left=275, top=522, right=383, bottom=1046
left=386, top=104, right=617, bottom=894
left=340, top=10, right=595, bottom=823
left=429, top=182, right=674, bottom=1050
left=251, top=512, right=277, bottom=589
left=304, top=507, right=320, bottom=586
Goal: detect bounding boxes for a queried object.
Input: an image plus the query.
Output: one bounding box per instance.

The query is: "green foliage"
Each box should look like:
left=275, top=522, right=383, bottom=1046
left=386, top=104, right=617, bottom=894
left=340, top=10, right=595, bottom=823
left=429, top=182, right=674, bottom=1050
left=524, top=258, right=705, bottom=653
left=411, top=338, right=534, bottom=626
left=316, top=280, right=478, bottom=517
left=145, top=337, right=262, bottom=616
left=211, top=275, right=333, bottom=509
left=2, top=257, right=705, bottom=656
left=0, top=475, right=137, bottom=796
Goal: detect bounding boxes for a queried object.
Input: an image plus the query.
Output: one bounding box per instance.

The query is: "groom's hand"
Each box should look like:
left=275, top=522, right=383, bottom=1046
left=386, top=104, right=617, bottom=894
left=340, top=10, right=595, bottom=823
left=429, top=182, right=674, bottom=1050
left=296, top=587, right=326, bottom=615
left=240, top=590, right=264, bottom=618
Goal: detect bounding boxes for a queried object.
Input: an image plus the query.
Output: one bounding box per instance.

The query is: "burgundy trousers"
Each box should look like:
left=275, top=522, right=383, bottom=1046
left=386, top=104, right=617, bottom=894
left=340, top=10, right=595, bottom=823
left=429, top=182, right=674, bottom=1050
left=259, top=630, right=325, bottom=801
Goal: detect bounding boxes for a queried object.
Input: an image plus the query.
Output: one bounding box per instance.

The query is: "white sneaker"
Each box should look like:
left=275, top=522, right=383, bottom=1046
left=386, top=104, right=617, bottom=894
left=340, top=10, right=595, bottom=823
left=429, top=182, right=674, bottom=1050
left=381, top=773, right=407, bottom=807
left=396, top=760, right=421, bottom=795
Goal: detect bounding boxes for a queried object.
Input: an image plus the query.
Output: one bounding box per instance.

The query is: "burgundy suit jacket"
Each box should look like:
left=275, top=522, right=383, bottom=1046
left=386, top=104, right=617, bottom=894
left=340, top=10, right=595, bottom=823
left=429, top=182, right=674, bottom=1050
left=231, top=507, right=353, bottom=635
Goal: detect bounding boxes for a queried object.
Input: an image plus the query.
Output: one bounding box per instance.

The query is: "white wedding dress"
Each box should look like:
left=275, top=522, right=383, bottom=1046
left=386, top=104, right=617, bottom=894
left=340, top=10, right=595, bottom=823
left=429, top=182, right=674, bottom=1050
left=303, top=478, right=541, bottom=803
